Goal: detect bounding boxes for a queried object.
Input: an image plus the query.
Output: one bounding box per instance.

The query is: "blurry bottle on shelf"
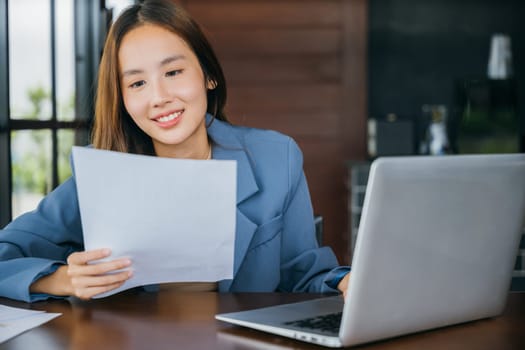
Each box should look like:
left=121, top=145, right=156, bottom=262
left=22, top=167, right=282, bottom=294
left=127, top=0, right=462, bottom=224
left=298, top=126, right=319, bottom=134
left=487, top=34, right=513, bottom=80
left=420, top=105, right=450, bottom=155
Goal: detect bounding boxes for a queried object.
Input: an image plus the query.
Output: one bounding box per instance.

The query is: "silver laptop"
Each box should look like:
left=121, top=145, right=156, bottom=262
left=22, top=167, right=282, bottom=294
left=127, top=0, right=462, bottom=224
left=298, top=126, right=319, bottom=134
left=215, top=154, right=525, bottom=348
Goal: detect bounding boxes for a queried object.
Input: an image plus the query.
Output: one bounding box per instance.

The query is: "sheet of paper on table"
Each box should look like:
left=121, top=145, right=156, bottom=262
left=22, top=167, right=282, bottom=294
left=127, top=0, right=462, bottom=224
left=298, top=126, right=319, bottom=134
left=0, top=304, right=61, bottom=343
left=72, top=146, right=237, bottom=298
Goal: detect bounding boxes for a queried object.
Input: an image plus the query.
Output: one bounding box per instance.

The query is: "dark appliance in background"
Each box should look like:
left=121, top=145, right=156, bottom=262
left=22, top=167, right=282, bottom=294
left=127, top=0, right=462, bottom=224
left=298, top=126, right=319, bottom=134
left=450, top=78, right=520, bottom=154
left=367, top=114, right=416, bottom=158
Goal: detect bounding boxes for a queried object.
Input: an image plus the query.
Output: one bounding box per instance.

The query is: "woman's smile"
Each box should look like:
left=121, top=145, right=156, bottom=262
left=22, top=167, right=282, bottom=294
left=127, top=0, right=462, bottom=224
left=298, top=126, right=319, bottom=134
left=152, top=109, right=184, bottom=128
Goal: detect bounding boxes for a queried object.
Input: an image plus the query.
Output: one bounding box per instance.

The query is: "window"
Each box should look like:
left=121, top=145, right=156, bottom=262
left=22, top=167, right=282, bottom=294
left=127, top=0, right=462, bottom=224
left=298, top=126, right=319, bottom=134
left=0, top=0, right=134, bottom=227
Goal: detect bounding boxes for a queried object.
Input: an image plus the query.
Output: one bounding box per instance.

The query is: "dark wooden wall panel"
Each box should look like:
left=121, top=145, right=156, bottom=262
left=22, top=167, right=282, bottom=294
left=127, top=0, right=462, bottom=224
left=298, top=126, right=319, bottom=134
left=186, top=1, right=342, bottom=28
left=180, top=0, right=368, bottom=264
left=227, top=84, right=341, bottom=137
left=221, top=56, right=340, bottom=83
left=209, top=29, right=340, bottom=56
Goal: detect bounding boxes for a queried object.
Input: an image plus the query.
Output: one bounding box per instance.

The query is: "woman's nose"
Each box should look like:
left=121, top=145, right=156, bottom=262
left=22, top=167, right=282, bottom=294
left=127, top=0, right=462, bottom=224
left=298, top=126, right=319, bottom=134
left=151, top=80, right=172, bottom=107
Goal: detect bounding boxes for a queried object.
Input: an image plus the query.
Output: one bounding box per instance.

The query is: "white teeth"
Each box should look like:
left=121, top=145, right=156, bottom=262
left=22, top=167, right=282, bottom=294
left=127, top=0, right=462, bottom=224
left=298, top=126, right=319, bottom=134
left=157, top=111, right=182, bottom=122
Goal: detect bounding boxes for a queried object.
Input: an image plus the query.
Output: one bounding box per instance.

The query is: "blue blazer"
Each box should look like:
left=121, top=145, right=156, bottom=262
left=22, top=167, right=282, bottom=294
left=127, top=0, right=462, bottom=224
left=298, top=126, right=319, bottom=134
left=0, top=116, right=348, bottom=302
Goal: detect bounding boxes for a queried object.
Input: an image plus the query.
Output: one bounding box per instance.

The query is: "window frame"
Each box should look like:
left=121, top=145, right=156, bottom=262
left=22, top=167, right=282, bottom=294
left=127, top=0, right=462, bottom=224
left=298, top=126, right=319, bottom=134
left=0, top=0, right=12, bottom=226
left=0, top=0, right=104, bottom=227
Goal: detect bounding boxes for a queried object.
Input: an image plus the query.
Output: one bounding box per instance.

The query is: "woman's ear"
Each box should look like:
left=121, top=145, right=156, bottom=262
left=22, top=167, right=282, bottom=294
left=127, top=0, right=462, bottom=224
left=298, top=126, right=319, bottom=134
left=207, top=78, right=218, bottom=90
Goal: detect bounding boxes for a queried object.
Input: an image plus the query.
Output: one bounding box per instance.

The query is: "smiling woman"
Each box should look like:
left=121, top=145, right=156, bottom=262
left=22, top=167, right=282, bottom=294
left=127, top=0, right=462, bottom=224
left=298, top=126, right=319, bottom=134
left=0, top=0, right=350, bottom=303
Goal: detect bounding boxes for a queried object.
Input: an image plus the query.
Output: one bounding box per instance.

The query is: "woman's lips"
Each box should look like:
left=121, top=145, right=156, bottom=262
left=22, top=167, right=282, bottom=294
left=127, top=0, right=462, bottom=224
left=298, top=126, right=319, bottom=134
left=153, top=110, right=183, bottom=128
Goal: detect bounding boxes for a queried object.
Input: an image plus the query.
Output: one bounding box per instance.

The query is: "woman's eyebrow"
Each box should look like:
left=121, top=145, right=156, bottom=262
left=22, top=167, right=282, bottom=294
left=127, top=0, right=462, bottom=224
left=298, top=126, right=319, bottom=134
left=121, top=55, right=187, bottom=78
left=160, top=54, right=186, bottom=66
left=121, top=68, right=143, bottom=78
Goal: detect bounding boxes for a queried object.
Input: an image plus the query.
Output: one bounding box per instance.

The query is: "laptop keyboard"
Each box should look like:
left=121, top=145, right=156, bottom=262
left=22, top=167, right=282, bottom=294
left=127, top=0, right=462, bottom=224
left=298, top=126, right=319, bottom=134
left=284, top=312, right=342, bottom=334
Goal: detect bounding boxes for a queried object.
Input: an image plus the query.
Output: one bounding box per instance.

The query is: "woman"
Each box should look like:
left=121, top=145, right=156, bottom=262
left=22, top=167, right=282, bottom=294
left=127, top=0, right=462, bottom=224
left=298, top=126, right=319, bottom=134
left=0, top=0, right=349, bottom=302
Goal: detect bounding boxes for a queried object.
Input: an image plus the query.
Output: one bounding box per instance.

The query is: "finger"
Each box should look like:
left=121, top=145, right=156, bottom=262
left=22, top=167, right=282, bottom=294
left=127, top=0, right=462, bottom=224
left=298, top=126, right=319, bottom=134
left=71, top=269, right=133, bottom=289
left=67, top=249, right=111, bottom=265
left=68, top=258, right=132, bottom=277
left=75, top=280, right=128, bottom=300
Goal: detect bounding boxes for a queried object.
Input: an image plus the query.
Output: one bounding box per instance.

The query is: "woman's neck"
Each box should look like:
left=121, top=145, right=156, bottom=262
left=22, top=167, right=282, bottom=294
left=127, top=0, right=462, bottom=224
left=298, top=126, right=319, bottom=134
left=154, top=140, right=211, bottom=160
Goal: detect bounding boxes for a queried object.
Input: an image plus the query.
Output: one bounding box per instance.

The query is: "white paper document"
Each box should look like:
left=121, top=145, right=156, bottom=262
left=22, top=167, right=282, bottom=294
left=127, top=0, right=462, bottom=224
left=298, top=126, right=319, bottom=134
left=72, top=147, right=237, bottom=298
left=0, top=304, right=61, bottom=343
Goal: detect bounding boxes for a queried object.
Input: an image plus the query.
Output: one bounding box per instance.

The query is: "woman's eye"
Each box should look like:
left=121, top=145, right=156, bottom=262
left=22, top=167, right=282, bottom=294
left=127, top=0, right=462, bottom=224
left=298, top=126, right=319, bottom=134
left=166, top=69, right=182, bottom=77
left=129, top=80, right=145, bottom=89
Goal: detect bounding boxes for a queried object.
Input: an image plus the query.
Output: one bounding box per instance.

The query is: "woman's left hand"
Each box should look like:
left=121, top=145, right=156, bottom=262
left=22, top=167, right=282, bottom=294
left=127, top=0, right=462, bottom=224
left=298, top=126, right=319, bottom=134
left=337, top=273, right=350, bottom=298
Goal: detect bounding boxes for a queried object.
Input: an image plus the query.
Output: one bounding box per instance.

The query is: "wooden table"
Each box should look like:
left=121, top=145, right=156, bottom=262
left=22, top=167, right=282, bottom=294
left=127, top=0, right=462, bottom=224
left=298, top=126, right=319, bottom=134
left=1, top=291, right=524, bottom=349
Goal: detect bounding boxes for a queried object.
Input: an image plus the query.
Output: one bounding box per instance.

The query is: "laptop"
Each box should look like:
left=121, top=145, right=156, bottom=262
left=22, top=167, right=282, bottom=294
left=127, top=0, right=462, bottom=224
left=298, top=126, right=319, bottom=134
left=215, top=154, right=525, bottom=348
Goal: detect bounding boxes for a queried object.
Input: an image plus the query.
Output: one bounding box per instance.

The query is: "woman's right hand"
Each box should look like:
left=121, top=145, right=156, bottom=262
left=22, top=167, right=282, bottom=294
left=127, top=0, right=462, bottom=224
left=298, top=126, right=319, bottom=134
left=66, top=249, right=133, bottom=300
left=30, top=249, right=133, bottom=300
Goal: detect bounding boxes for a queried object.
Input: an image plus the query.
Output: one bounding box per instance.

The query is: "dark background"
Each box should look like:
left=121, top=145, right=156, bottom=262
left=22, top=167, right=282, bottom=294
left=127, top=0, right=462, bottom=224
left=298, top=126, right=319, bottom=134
left=368, top=0, right=524, bottom=152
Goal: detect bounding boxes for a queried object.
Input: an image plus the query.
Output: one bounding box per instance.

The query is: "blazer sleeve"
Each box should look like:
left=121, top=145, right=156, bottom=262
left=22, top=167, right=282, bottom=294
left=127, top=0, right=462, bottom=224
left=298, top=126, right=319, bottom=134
left=278, top=139, right=350, bottom=293
left=0, top=177, right=83, bottom=302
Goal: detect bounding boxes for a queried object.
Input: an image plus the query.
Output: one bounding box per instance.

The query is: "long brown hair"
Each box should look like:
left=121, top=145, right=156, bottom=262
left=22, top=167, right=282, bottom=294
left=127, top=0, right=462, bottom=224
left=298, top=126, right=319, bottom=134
left=92, top=0, right=227, bottom=154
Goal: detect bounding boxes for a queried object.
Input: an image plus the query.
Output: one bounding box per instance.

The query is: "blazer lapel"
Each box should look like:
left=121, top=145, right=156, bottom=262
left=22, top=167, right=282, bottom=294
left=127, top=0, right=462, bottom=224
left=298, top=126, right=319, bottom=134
left=208, top=117, right=259, bottom=290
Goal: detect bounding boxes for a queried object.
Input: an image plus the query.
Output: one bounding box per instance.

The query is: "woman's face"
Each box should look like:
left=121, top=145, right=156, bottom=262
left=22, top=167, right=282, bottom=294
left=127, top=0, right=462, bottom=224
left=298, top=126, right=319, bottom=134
left=118, top=24, right=212, bottom=158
